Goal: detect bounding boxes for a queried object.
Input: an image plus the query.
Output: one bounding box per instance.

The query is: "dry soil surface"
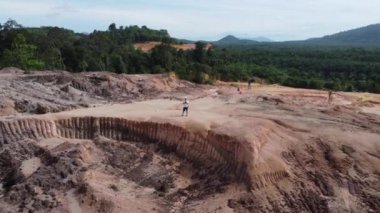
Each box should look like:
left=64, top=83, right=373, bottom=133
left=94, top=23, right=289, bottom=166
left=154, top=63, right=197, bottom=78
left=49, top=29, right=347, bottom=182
left=0, top=70, right=380, bottom=213
left=133, top=42, right=212, bottom=53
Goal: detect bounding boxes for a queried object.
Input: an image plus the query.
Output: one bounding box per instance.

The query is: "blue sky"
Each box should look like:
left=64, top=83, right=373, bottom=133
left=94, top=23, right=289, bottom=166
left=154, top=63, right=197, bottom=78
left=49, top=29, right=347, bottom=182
left=1, top=0, right=379, bottom=41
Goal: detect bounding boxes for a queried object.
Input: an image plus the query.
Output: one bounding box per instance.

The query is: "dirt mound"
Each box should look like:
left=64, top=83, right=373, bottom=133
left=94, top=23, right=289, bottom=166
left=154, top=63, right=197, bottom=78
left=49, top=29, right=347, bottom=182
left=0, top=67, right=24, bottom=74
left=0, top=69, right=209, bottom=115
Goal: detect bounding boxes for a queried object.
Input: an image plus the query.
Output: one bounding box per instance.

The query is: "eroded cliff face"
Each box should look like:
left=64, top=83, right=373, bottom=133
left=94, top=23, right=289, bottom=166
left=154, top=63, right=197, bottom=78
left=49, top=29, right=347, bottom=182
left=1, top=76, right=380, bottom=213
left=0, top=116, right=266, bottom=212
left=0, top=117, right=253, bottom=184
left=1, top=109, right=380, bottom=213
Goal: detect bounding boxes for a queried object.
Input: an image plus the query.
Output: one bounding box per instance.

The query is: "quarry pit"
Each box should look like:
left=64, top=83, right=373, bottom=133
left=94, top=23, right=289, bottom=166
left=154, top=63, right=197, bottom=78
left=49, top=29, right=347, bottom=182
left=1, top=69, right=380, bottom=212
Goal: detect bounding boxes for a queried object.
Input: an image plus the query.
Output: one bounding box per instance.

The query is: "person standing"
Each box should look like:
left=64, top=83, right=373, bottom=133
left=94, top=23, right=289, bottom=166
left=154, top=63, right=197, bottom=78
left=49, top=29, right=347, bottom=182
left=182, top=97, right=189, bottom=116
left=328, top=90, right=333, bottom=104
left=248, top=79, right=254, bottom=89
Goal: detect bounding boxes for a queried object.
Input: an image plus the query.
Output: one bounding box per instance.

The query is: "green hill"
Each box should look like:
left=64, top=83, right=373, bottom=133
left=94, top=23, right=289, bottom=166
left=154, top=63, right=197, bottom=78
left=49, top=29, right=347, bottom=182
left=213, top=35, right=259, bottom=46
left=288, top=24, right=380, bottom=47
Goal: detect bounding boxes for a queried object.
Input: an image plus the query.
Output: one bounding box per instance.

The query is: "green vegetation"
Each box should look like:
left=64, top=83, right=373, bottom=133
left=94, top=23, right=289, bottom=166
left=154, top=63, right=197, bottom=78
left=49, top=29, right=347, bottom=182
left=1, top=19, right=380, bottom=93
left=303, top=23, right=380, bottom=47
left=215, top=46, right=380, bottom=93
left=214, top=35, right=259, bottom=46
left=2, top=34, right=45, bottom=71
left=214, top=24, right=380, bottom=48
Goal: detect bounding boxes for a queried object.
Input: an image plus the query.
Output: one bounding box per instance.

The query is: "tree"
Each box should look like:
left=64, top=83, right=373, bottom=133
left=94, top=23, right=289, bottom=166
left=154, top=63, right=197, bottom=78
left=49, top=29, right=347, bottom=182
left=161, top=37, right=175, bottom=45
left=194, top=42, right=206, bottom=63
left=308, top=78, right=323, bottom=89
left=110, top=54, right=127, bottom=74
left=108, top=23, right=117, bottom=31
left=151, top=44, right=175, bottom=71
left=79, top=60, right=88, bottom=71
left=2, top=34, right=44, bottom=71
left=42, top=47, right=65, bottom=70
left=2, top=19, right=22, bottom=30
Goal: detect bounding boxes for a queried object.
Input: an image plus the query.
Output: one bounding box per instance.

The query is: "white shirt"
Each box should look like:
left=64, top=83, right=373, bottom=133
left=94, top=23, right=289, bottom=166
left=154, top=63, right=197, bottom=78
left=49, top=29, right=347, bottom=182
left=183, top=100, right=189, bottom=108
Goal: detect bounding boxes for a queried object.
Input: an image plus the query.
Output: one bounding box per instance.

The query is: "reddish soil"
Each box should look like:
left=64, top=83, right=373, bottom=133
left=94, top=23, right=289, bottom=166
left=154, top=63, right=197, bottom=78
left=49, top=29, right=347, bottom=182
left=0, top=68, right=380, bottom=212
left=134, top=42, right=212, bottom=53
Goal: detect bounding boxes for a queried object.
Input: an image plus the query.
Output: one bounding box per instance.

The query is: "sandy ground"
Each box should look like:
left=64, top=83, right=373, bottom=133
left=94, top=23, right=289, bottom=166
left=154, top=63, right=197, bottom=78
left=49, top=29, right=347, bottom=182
left=1, top=71, right=380, bottom=212
left=57, top=84, right=380, bottom=211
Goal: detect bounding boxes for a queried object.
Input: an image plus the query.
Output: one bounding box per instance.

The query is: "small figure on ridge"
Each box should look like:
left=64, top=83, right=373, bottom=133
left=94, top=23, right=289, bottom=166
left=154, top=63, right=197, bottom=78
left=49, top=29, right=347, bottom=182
left=327, top=90, right=333, bottom=104
left=248, top=78, right=254, bottom=89
left=182, top=97, right=189, bottom=116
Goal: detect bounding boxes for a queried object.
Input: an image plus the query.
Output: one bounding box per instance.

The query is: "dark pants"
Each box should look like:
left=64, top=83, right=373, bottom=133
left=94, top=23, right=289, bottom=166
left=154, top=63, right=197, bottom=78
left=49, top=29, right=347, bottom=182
left=182, top=107, right=188, bottom=116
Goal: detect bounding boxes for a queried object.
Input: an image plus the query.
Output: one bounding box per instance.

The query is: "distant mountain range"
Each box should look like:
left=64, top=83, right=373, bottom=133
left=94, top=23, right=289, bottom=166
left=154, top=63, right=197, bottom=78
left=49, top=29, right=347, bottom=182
left=177, top=35, right=273, bottom=46
left=299, top=23, right=380, bottom=46
left=184, top=24, right=380, bottom=47
left=214, top=35, right=259, bottom=45
left=250, top=36, right=273, bottom=42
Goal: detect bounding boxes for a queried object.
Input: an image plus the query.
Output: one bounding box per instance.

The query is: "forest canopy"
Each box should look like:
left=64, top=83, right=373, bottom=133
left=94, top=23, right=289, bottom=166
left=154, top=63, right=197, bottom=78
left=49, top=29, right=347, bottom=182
left=1, top=19, right=379, bottom=93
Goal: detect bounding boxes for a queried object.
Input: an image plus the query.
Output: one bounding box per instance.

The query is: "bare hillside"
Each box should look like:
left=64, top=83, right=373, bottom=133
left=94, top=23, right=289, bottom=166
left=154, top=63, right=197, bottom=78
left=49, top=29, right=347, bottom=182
left=0, top=69, right=379, bottom=212
left=0, top=68, right=208, bottom=115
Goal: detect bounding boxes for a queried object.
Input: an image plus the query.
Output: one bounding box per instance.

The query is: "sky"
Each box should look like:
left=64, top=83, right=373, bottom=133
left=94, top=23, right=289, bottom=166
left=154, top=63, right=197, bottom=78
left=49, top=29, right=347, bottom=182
left=0, top=0, right=379, bottom=41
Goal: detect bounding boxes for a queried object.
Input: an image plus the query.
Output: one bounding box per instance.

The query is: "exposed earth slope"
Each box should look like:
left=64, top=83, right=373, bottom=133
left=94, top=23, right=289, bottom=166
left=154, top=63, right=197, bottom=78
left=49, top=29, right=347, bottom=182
left=0, top=69, right=380, bottom=212
left=133, top=42, right=212, bottom=53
